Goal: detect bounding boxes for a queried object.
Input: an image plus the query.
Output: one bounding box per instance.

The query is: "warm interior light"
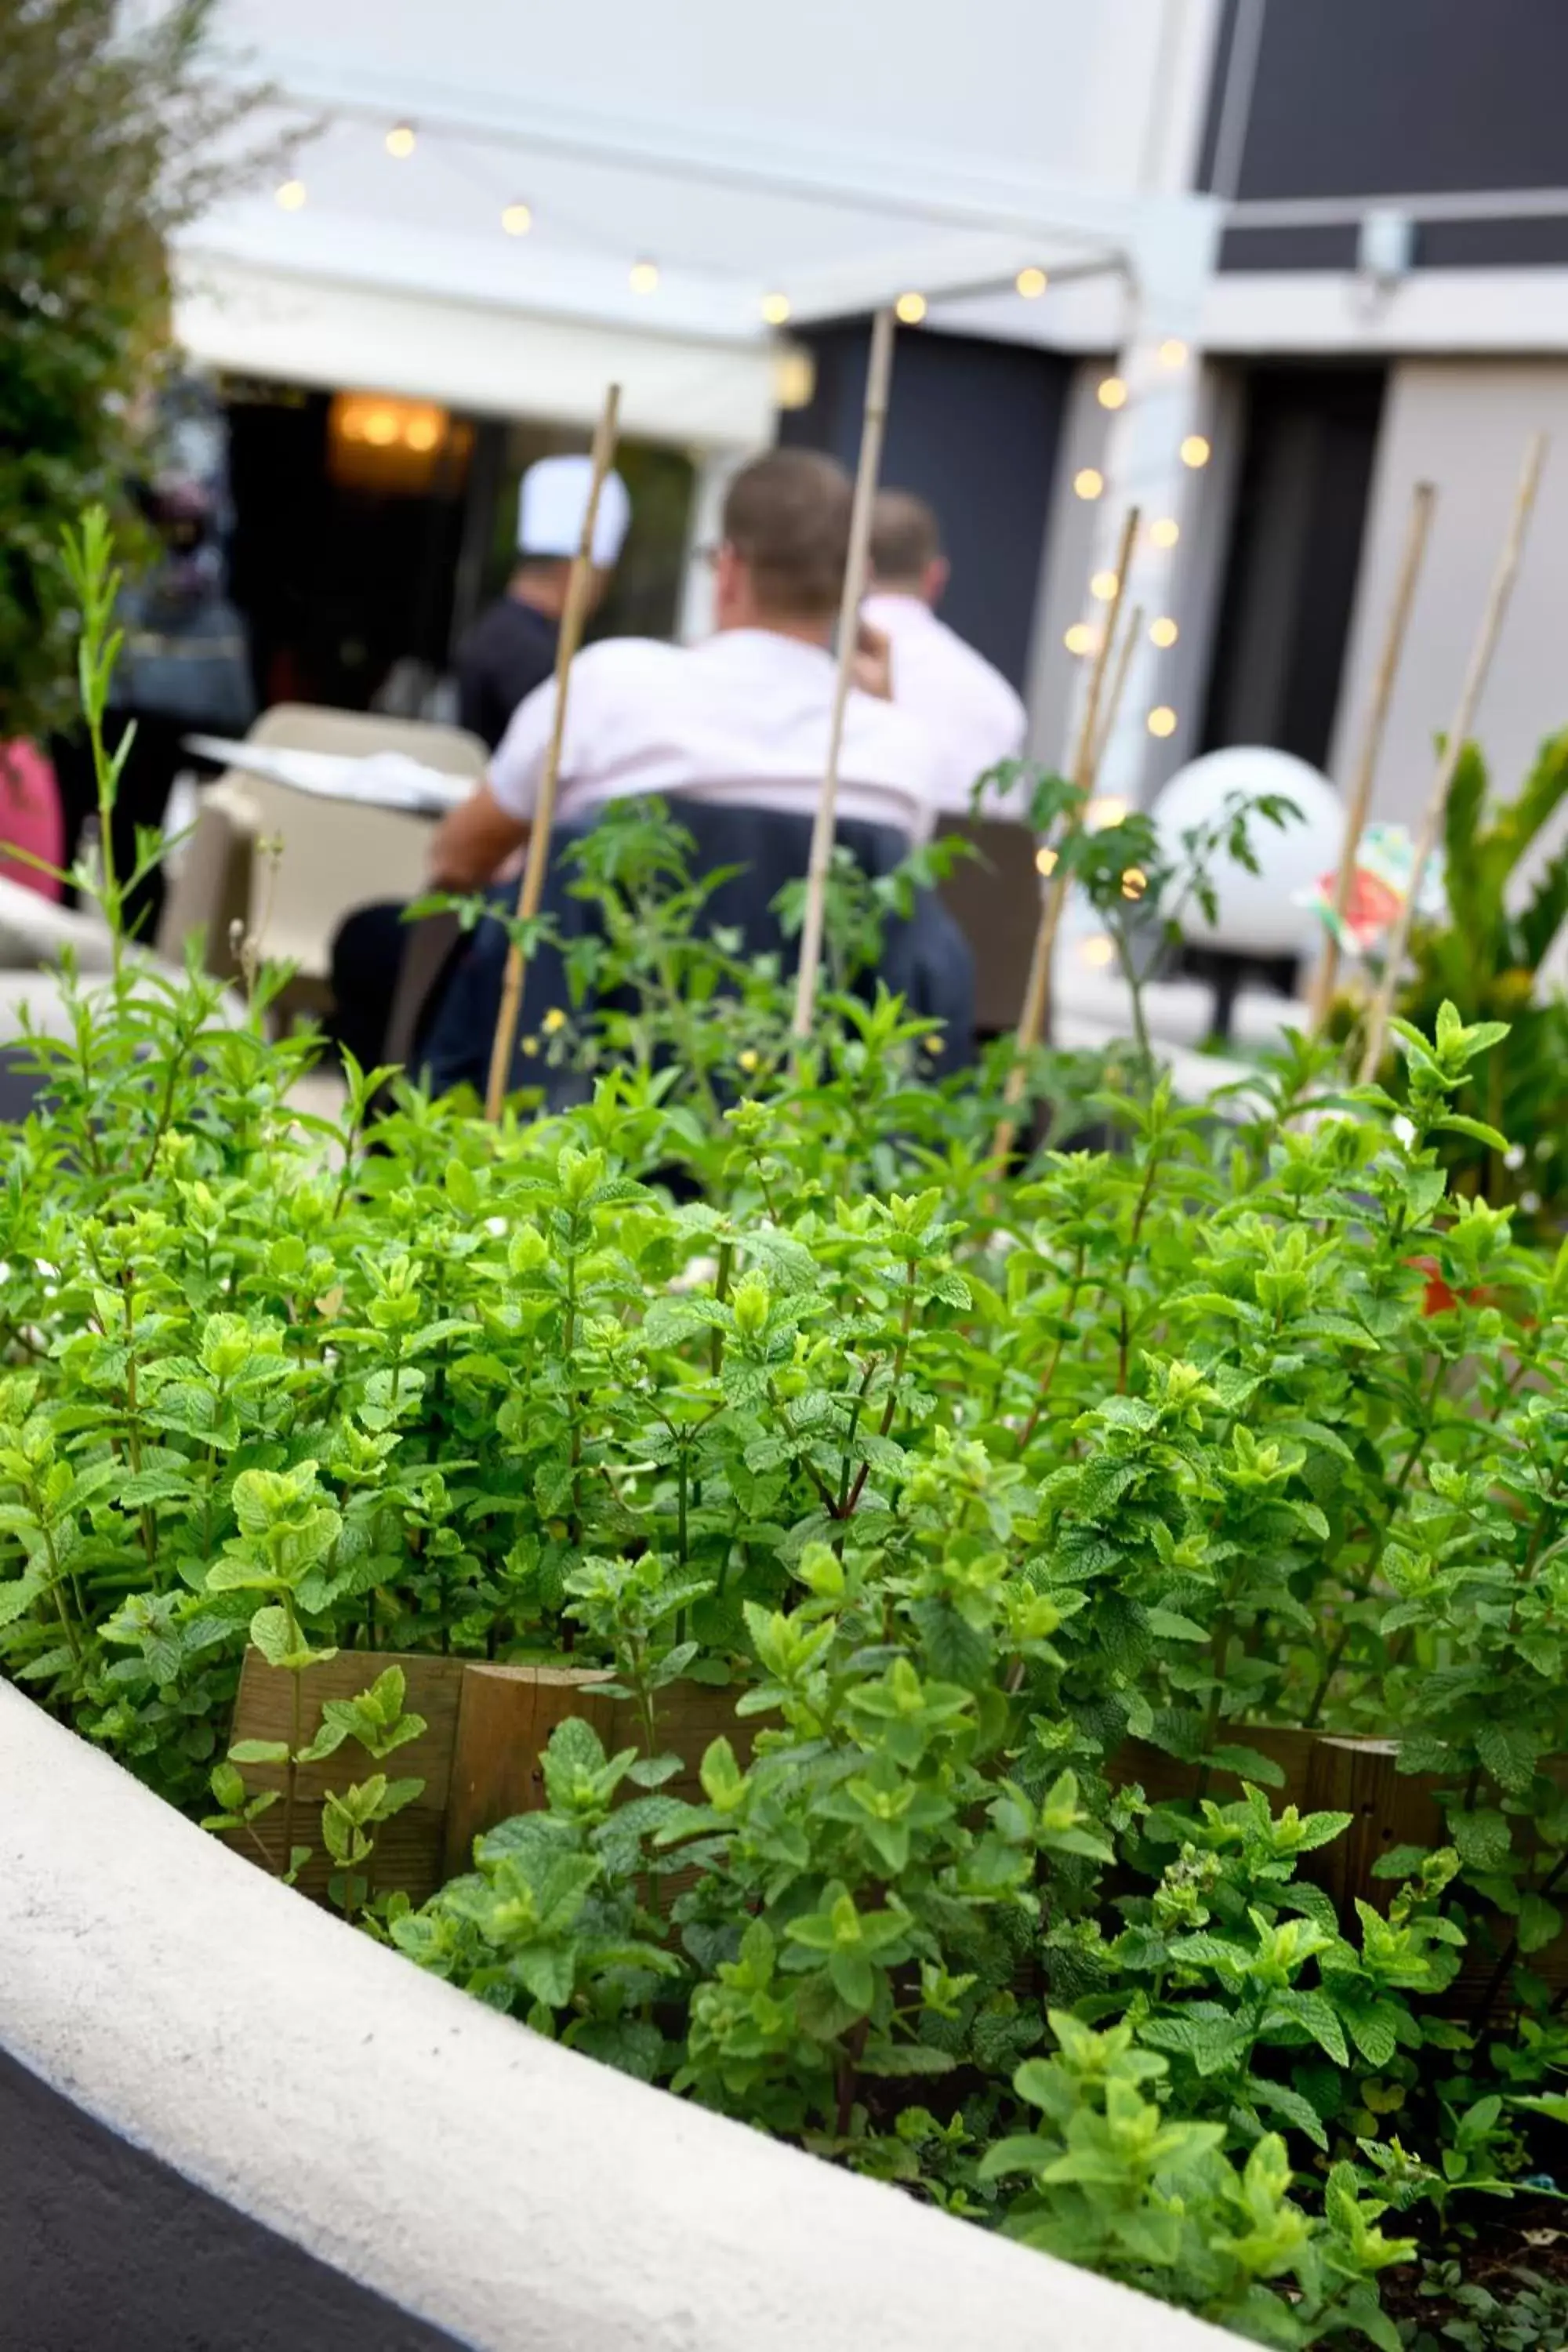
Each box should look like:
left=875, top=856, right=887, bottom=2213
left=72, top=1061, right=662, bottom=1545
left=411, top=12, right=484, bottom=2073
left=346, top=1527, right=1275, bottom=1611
left=1084, top=797, right=1127, bottom=830
left=1120, top=867, right=1149, bottom=900
left=1015, top=266, right=1048, bottom=299
left=386, top=122, right=416, bottom=158
left=363, top=408, right=398, bottom=447
left=1147, top=705, right=1178, bottom=737
left=1150, top=517, right=1181, bottom=549
left=1089, top=569, right=1120, bottom=601
left=760, top=291, right=791, bottom=325
left=1180, top=434, right=1212, bottom=469
left=1150, top=616, right=1179, bottom=648
left=275, top=179, right=307, bottom=211
left=1073, top=467, right=1104, bottom=501
left=1158, top=337, right=1189, bottom=368
left=1097, top=376, right=1127, bottom=410
left=1080, top=935, right=1116, bottom=967
left=501, top=201, right=532, bottom=236
left=630, top=259, right=660, bottom=294
left=1064, top=622, right=1099, bottom=655
left=404, top=414, right=440, bottom=452
left=895, top=291, right=928, bottom=325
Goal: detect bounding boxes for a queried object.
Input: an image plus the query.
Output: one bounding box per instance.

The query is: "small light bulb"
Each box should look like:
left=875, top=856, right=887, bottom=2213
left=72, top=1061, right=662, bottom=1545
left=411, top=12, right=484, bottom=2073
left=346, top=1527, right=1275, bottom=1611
left=1150, top=517, right=1181, bottom=549
left=1064, top=622, right=1099, bottom=655
left=405, top=415, right=439, bottom=452
left=1158, top=337, right=1189, bottom=368
left=760, top=291, right=791, bottom=325
left=895, top=291, right=927, bottom=325
left=1180, top=434, right=1212, bottom=469
left=1149, top=616, right=1179, bottom=648
left=386, top=122, right=416, bottom=159
left=275, top=179, right=307, bottom=211
left=630, top=259, right=660, bottom=294
left=501, top=201, right=532, bottom=236
left=1147, top=705, right=1178, bottom=738
left=1120, top=866, right=1149, bottom=900
left=1081, top=934, right=1116, bottom=968
left=1035, top=845, right=1058, bottom=877
left=364, top=409, right=398, bottom=447
left=1073, top=467, right=1104, bottom=501
left=1084, top=797, right=1127, bottom=830
left=1015, top=266, right=1048, bottom=299
left=1097, top=376, right=1127, bottom=410
left=1090, top=569, right=1120, bottom=602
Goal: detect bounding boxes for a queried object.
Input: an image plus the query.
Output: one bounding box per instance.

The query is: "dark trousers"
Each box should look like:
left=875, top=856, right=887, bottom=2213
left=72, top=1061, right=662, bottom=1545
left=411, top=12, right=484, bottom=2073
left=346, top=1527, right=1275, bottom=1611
left=329, top=901, right=414, bottom=1076
left=415, top=803, right=975, bottom=1104
left=51, top=712, right=192, bottom=942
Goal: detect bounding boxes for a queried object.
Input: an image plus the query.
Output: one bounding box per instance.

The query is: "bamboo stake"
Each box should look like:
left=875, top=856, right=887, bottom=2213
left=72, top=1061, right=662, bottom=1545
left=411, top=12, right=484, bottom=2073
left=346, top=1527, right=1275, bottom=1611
left=791, top=306, right=895, bottom=1044
left=1092, top=601, right=1143, bottom=779
left=484, top=386, right=622, bottom=1120
left=1358, top=433, right=1545, bottom=1084
left=1307, top=481, right=1436, bottom=1035
left=992, top=505, right=1140, bottom=1164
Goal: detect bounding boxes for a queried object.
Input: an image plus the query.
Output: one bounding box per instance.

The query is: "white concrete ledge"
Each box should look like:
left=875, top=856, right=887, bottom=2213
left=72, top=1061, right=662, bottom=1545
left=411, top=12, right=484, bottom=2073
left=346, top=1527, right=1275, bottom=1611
left=0, top=1680, right=1235, bottom=2351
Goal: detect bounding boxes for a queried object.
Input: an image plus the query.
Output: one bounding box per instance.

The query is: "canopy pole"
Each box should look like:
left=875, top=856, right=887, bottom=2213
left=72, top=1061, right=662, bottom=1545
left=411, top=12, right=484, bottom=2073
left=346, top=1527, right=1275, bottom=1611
left=485, top=384, right=622, bottom=1121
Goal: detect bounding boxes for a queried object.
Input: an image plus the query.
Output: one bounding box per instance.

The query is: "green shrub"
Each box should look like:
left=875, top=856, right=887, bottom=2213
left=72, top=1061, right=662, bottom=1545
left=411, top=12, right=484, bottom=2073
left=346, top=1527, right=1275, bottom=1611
left=9, top=516, right=1568, bottom=2347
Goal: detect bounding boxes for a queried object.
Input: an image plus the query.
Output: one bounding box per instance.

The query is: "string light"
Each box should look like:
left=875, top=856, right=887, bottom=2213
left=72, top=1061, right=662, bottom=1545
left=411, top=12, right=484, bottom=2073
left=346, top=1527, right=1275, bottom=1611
left=1080, top=935, right=1116, bottom=967
left=363, top=408, right=399, bottom=447
left=630, top=259, right=660, bottom=294
left=1097, top=376, right=1127, bottom=410
left=1073, top=467, right=1104, bottom=500
left=385, top=122, right=416, bottom=158
left=1150, top=517, right=1181, bottom=549
left=1084, top=797, right=1127, bottom=830
left=895, top=291, right=927, bottom=325
left=275, top=179, right=307, bottom=210
left=1120, top=867, right=1149, bottom=900
left=1064, top=622, right=1099, bottom=655
left=405, top=415, right=440, bottom=452
left=1015, top=266, right=1048, bottom=298
left=1034, top=845, right=1058, bottom=876
left=1158, top=337, right=1189, bottom=368
left=760, top=291, right=791, bottom=325
left=1180, top=434, right=1212, bottom=468
left=1150, top=616, right=1179, bottom=648
left=501, top=201, right=532, bottom=235
left=1147, top=705, right=1178, bottom=737
left=1089, top=569, right=1120, bottom=601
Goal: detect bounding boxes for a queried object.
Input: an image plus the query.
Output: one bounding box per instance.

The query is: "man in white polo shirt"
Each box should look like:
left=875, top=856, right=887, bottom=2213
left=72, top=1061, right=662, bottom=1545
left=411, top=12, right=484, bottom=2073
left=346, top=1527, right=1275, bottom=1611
left=421, top=450, right=971, bottom=1097
left=427, top=450, right=939, bottom=890
left=862, top=488, right=1026, bottom=815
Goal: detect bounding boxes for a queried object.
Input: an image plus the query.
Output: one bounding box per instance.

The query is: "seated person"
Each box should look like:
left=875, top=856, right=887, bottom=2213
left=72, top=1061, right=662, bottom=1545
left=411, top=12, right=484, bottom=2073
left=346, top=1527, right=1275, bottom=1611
left=419, top=448, right=974, bottom=1097
left=328, top=455, right=630, bottom=1074
left=864, top=488, right=1026, bottom=815
left=455, top=453, right=632, bottom=753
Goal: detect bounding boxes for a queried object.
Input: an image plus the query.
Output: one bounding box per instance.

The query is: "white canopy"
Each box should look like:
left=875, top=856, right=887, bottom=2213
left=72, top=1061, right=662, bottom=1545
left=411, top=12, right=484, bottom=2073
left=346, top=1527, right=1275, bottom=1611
left=174, top=0, right=1218, bottom=445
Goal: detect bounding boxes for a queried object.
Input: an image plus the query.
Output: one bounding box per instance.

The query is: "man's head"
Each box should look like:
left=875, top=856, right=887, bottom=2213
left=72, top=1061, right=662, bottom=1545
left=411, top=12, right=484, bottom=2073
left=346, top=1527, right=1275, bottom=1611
left=512, top=454, right=632, bottom=617
left=870, top=488, right=948, bottom=608
left=713, top=449, right=851, bottom=640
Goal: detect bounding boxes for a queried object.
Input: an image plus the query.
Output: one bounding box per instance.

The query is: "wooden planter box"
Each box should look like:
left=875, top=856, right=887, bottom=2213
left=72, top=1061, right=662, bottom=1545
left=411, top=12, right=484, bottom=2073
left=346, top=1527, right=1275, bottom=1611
left=224, top=1650, right=752, bottom=1906
left=1115, top=1729, right=1568, bottom=2000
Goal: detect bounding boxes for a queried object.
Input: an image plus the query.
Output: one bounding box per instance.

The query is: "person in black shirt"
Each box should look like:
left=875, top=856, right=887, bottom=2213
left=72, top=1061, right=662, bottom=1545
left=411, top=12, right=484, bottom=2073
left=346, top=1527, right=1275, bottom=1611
left=328, top=454, right=630, bottom=1074
left=453, top=454, right=632, bottom=750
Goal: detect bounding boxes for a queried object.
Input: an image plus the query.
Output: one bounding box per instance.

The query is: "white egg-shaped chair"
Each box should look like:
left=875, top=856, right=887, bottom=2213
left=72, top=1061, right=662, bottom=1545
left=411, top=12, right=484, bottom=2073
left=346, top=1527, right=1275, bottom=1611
left=1151, top=746, right=1342, bottom=964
